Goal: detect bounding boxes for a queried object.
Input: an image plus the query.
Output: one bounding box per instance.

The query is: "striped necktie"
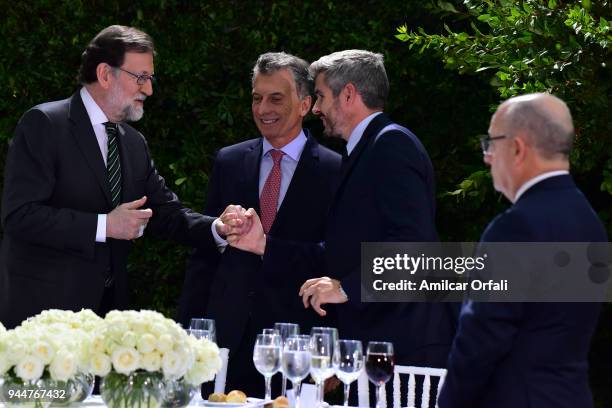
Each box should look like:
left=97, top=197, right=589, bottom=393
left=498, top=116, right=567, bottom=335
left=104, top=122, right=122, bottom=208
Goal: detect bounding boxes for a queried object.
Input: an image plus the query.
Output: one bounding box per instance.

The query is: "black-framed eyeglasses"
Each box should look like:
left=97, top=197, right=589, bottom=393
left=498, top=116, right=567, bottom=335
left=115, top=67, right=157, bottom=85
left=479, top=134, right=507, bottom=154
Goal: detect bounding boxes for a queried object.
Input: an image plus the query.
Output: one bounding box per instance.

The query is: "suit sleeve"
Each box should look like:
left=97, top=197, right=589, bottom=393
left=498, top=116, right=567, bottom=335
left=372, top=131, right=437, bottom=242
left=439, top=212, right=534, bottom=408
left=139, top=136, right=216, bottom=251
left=1, top=109, right=97, bottom=258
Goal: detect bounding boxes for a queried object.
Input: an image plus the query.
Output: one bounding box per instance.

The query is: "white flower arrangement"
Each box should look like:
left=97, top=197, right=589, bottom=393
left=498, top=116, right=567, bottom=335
left=92, top=310, right=221, bottom=386
left=0, top=309, right=103, bottom=383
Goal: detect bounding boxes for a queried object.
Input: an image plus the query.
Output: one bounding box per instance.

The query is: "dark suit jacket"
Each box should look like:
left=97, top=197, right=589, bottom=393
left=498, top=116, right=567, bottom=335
left=267, top=113, right=458, bottom=367
left=0, top=91, right=216, bottom=328
left=439, top=175, right=608, bottom=408
left=178, top=132, right=341, bottom=352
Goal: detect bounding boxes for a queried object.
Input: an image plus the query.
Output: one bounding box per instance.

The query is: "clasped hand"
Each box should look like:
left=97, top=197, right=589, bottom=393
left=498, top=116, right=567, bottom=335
left=216, top=205, right=266, bottom=255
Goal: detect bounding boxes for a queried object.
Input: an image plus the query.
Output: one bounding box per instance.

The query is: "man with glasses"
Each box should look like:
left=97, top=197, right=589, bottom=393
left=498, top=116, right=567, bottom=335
left=439, top=93, right=608, bottom=408
left=0, top=25, right=225, bottom=328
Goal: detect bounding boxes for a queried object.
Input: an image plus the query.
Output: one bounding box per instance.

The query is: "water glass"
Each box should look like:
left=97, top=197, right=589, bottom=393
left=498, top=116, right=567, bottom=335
left=310, top=327, right=339, bottom=400
left=282, top=335, right=311, bottom=408
left=253, top=333, right=282, bottom=400
left=274, top=322, right=300, bottom=396
left=333, top=340, right=364, bottom=406
left=189, top=318, right=216, bottom=342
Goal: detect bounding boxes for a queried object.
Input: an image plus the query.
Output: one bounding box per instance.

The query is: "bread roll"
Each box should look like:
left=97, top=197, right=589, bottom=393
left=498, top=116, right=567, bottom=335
left=226, top=390, right=247, bottom=403
left=207, top=392, right=226, bottom=402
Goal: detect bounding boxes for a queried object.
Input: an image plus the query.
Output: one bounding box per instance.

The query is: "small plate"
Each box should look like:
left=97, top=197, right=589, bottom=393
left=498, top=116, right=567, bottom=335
left=202, top=397, right=265, bottom=407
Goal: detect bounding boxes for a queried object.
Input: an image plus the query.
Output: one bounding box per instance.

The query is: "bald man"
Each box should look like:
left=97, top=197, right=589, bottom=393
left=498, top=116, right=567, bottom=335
left=438, top=93, right=608, bottom=408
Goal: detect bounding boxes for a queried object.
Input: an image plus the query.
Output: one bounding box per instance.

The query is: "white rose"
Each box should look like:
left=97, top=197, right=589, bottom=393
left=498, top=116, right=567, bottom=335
left=90, top=353, right=112, bottom=377
left=31, top=340, right=55, bottom=364
left=141, top=351, right=162, bottom=372
left=15, top=355, right=44, bottom=381
left=0, top=351, right=11, bottom=375
left=120, top=331, right=137, bottom=348
left=156, top=334, right=173, bottom=353
left=50, top=350, right=77, bottom=381
left=137, top=333, right=156, bottom=354
left=111, top=347, right=140, bottom=375
left=161, top=350, right=183, bottom=378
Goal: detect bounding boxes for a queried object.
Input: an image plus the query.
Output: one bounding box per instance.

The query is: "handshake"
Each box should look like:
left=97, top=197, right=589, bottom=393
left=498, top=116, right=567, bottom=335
left=215, top=204, right=267, bottom=255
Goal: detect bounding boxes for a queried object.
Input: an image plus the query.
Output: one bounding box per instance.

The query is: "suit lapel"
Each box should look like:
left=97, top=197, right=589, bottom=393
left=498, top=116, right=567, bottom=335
left=270, top=131, right=319, bottom=235
left=68, top=92, right=113, bottom=207
left=243, top=138, right=263, bottom=212
left=330, top=113, right=390, bottom=211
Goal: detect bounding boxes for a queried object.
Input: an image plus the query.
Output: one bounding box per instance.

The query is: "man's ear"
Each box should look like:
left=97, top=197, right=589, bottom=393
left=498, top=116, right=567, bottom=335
left=513, top=134, right=529, bottom=164
left=342, top=83, right=357, bottom=106
left=96, top=63, right=113, bottom=90
left=300, top=95, right=312, bottom=117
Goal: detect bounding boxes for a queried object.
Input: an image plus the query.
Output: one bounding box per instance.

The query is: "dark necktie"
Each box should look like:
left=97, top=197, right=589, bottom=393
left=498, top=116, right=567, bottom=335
left=104, top=122, right=122, bottom=208
left=260, top=149, right=284, bottom=234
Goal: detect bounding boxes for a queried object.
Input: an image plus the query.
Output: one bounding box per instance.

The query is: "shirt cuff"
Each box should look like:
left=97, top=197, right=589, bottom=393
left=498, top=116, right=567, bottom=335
left=211, top=218, right=228, bottom=253
left=96, top=214, right=107, bottom=242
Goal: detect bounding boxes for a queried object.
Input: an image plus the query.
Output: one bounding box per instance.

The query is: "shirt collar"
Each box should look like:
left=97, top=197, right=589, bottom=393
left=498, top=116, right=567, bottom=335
left=261, top=130, right=307, bottom=161
left=513, top=170, right=570, bottom=203
left=80, top=87, right=109, bottom=126
left=346, top=111, right=382, bottom=155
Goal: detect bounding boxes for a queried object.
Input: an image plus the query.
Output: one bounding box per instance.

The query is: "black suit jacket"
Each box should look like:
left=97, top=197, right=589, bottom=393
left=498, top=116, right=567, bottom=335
left=439, top=175, right=608, bottom=408
left=0, top=91, right=216, bottom=328
left=178, top=132, right=341, bottom=352
left=267, top=114, right=458, bottom=366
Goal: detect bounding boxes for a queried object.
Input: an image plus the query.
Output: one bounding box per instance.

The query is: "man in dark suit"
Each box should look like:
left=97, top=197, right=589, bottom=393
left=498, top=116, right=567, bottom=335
left=0, top=25, right=226, bottom=329
left=226, top=50, right=457, bottom=374
left=177, top=52, right=341, bottom=395
left=438, top=93, right=608, bottom=408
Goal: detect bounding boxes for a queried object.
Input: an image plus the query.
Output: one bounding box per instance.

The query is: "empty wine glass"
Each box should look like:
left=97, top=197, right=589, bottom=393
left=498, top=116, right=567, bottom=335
left=189, top=318, right=216, bottom=342
left=262, top=328, right=280, bottom=336
left=366, top=342, right=394, bottom=408
left=333, top=339, right=364, bottom=406
left=274, top=322, right=300, bottom=396
left=310, top=333, right=333, bottom=407
left=282, top=335, right=311, bottom=408
left=253, top=333, right=282, bottom=401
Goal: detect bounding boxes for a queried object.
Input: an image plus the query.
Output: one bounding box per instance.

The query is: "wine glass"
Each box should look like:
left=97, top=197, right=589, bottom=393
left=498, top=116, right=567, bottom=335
left=253, top=333, right=282, bottom=401
left=262, top=328, right=280, bottom=336
left=274, top=322, right=300, bottom=396
left=333, top=339, right=364, bottom=406
left=366, top=342, right=394, bottom=408
left=189, top=318, right=216, bottom=342
left=309, top=333, right=332, bottom=407
left=310, top=327, right=338, bottom=401
left=282, top=335, right=311, bottom=408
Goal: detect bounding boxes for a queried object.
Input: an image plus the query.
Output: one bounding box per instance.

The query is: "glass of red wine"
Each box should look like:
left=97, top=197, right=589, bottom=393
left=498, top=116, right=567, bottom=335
left=365, top=341, right=394, bottom=408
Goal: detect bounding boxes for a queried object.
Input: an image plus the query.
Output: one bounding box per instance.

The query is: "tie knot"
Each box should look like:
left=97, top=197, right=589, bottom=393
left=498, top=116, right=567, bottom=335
left=104, top=122, right=118, bottom=135
left=270, top=149, right=284, bottom=165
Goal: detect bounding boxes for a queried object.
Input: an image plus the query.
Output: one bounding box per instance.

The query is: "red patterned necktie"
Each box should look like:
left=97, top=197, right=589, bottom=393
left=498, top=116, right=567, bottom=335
left=260, top=149, right=284, bottom=234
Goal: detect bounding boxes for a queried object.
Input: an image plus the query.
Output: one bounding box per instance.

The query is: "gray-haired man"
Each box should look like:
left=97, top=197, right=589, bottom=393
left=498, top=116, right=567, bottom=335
left=178, top=52, right=341, bottom=396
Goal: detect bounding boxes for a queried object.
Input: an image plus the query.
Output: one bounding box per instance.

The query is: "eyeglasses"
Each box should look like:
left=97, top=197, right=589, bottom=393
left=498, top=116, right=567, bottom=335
left=115, top=67, right=157, bottom=85
left=479, top=134, right=507, bottom=154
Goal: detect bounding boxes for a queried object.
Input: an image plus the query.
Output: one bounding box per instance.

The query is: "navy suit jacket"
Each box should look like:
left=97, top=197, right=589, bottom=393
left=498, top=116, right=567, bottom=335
left=0, top=92, right=216, bottom=328
left=439, top=175, right=608, bottom=408
left=177, top=132, right=341, bottom=353
left=266, top=114, right=458, bottom=366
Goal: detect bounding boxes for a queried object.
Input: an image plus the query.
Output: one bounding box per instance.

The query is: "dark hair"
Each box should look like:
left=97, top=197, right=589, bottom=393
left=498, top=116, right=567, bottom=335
left=78, top=25, right=154, bottom=84
left=252, top=52, right=312, bottom=99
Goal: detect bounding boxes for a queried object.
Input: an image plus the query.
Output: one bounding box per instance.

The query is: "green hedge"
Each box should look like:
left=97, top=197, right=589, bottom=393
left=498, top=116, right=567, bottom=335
left=0, top=1, right=609, bottom=405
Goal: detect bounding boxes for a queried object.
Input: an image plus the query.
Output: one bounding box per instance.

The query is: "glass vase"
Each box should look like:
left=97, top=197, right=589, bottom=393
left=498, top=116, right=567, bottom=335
left=49, top=372, right=95, bottom=406
left=100, top=371, right=165, bottom=408
left=161, top=377, right=196, bottom=408
left=0, top=374, right=52, bottom=408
